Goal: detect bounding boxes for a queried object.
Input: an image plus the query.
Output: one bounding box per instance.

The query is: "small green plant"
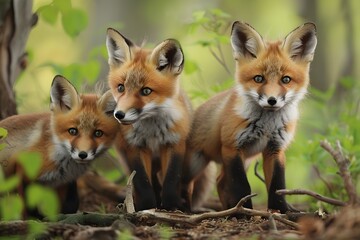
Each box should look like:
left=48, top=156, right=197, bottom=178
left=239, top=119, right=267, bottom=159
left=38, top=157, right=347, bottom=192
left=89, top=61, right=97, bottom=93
left=186, top=9, right=234, bottom=102
left=291, top=77, right=360, bottom=210
left=37, top=0, right=88, bottom=38
left=0, top=151, right=59, bottom=221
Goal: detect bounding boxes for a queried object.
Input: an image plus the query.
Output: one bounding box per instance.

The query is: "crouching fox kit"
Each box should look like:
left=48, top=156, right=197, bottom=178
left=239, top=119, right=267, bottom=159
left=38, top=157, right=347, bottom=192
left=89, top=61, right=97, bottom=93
left=0, top=75, right=119, bottom=216
left=183, top=22, right=317, bottom=213
left=106, top=28, right=192, bottom=211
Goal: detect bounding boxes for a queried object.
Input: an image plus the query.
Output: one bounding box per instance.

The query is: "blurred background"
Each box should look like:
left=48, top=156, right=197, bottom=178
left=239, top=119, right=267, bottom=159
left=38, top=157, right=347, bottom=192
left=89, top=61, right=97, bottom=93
left=7, top=0, right=360, bottom=209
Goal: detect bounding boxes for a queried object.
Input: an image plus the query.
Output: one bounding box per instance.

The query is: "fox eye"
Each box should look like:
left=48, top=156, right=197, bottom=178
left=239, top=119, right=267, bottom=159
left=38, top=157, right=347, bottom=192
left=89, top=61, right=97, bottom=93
left=281, top=76, right=291, bottom=84
left=254, top=75, right=264, bottom=83
left=140, top=87, right=152, bottom=96
left=94, top=130, right=103, bottom=138
left=117, top=84, right=125, bottom=93
left=68, top=128, right=78, bottom=136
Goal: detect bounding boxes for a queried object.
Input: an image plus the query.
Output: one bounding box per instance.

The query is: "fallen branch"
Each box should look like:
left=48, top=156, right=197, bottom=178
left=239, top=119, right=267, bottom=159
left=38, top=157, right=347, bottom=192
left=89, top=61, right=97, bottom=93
left=0, top=219, right=128, bottom=239
left=1, top=194, right=299, bottom=237
left=276, top=189, right=346, bottom=207
left=320, top=140, right=359, bottom=205
left=127, top=194, right=299, bottom=229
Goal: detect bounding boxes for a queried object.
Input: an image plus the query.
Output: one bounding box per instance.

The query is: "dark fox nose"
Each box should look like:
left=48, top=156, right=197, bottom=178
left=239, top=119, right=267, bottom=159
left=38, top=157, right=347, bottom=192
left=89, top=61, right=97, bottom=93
left=267, top=97, right=277, bottom=106
left=114, top=111, right=125, bottom=120
left=78, top=151, right=88, bottom=159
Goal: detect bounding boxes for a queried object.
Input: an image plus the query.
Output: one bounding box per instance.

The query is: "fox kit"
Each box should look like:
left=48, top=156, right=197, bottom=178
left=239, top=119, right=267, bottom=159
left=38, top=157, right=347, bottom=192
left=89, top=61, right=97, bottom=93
left=106, top=28, right=192, bottom=211
left=0, top=75, right=119, bottom=215
left=182, top=22, right=317, bottom=213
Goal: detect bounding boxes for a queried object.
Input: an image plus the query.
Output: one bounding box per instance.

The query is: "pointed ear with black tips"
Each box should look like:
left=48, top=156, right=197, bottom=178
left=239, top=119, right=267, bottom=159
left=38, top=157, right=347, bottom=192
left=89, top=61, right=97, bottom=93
left=231, top=21, right=265, bottom=60
left=106, top=28, right=135, bottom=67
left=283, top=22, right=317, bottom=62
left=98, top=90, right=116, bottom=116
left=150, top=39, right=184, bottom=75
left=50, top=75, right=80, bottom=112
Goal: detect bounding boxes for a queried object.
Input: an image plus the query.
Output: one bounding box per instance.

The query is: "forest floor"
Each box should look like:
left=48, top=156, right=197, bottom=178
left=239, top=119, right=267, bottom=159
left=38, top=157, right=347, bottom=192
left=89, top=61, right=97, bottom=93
left=80, top=191, right=300, bottom=240
left=77, top=188, right=360, bottom=240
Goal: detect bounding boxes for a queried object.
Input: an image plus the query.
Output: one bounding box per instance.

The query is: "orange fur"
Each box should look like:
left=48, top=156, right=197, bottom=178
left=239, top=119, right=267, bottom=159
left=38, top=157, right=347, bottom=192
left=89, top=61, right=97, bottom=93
left=183, top=21, right=317, bottom=213
left=106, top=29, right=192, bottom=210
left=0, top=75, right=119, bottom=217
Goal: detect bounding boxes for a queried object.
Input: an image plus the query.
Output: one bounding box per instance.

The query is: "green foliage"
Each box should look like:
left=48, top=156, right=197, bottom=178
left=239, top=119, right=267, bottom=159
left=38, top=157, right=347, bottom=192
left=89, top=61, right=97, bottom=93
left=0, top=151, right=59, bottom=221
left=0, top=127, right=7, bottom=151
left=0, top=195, right=24, bottom=220
left=38, top=0, right=88, bottom=38
left=17, top=152, right=42, bottom=180
left=158, top=225, right=175, bottom=239
left=289, top=76, right=360, bottom=210
left=26, top=184, right=59, bottom=221
left=0, top=175, right=20, bottom=193
left=186, top=9, right=234, bottom=102
left=41, top=59, right=101, bottom=90
left=187, top=8, right=231, bottom=75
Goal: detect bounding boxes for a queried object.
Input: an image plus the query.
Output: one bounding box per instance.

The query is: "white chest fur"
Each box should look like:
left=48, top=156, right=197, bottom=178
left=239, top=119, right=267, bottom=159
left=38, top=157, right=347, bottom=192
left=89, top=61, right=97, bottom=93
left=126, top=117, right=180, bottom=152
left=126, top=106, right=181, bottom=152
left=37, top=139, right=90, bottom=187
left=235, top=104, right=297, bottom=158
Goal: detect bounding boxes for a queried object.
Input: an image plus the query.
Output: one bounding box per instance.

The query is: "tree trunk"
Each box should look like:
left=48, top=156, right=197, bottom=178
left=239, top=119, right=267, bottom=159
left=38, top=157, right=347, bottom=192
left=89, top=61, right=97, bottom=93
left=0, top=0, right=36, bottom=120
left=298, top=0, right=330, bottom=91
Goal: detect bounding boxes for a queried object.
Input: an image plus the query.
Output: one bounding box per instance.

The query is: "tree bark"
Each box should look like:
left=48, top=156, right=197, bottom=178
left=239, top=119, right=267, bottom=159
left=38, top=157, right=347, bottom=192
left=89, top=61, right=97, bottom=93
left=297, top=0, right=330, bottom=91
left=0, top=0, right=36, bottom=120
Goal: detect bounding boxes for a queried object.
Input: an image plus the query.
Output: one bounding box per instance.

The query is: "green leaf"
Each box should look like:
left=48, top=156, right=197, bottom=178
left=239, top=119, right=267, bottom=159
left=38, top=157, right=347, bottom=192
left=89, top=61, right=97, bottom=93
left=0, top=175, right=20, bottom=193
left=192, top=10, right=206, bottom=21
left=26, top=184, right=59, bottom=221
left=53, top=0, right=72, bottom=13
left=0, top=127, right=8, bottom=139
left=38, top=5, right=59, bottom=25
left=184, top=59, right=199, bottom=75
left=89, top=45, right=108, bottom=60
left=17, top=152, right=43, bottom=180
left=210, top=8, right=231, bottom=18
left=27, top=221, right=47, bottom=239
left=61, top=8, right=88, bottom=38
left=82, top=60, right=100, bottom=84
left=339, top=76, right=355, bottom=89
left=0, top=194, right=24, bottom=220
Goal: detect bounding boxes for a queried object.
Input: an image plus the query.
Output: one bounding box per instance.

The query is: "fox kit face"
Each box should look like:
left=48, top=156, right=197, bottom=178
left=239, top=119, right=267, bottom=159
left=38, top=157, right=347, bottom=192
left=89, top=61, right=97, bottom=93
left=50, top=76, right=118, bottom=163
left=106, top=28, right=184, bottom=125
left=231, top=22, right=317, bottom=112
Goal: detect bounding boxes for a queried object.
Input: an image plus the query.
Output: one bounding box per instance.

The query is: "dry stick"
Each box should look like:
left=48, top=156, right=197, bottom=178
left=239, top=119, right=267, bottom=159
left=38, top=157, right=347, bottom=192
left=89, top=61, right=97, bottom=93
left=320, top=140, right=359, bottom=205
left=124, top=170, right=136, bottom=213
left=133, top=194, right=299, bottom=229
left=276, top=189, right=346, bottom=206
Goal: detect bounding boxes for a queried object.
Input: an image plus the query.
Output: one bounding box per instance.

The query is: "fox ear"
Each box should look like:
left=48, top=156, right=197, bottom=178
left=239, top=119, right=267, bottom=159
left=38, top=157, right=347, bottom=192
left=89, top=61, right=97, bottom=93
left=283, top=22, right=317, bottom=62
left=50, top=75, right=80, bottom=111
left=106, top=28, right=134, bottom=67
left=98, top=90, right=116, bottom=116
left=231, top=21, right=264, bottom=60
left=150, top=39, right=184, bottom=75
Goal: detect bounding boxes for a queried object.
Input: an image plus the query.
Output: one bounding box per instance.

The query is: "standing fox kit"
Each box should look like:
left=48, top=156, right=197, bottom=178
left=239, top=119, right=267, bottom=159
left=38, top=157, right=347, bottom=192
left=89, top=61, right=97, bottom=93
left=183, top=22, right=317, bottom=213
left=106, top=28, right=192, bottom=210
left=0, top=75, right=119, bottom=214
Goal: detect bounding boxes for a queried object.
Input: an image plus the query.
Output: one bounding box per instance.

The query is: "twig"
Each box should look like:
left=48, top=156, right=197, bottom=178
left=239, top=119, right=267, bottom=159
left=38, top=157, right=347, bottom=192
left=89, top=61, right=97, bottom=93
left=208, top=46, right=232, bottom=76
left=128, top=194, right=299, bottom=229
left=276, top=189, right=346, bottom=206
left=124, top=171, right=136, bottom=213
left=254, top=160, right=265, bottom=183
left=320, top=140, right=359, bottom=205
left=268, top=214, right=278, bottom=232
